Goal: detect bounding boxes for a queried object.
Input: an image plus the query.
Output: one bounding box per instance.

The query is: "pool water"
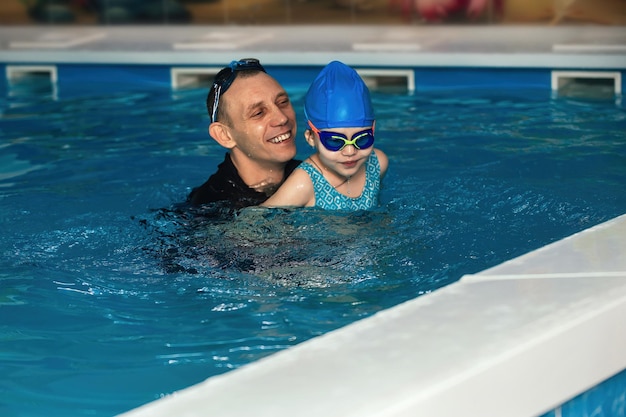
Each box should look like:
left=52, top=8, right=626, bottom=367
left=1, top=85, right=625, bottom=417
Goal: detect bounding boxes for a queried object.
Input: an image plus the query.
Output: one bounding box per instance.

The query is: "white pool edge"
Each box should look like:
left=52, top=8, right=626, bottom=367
left=119, top=213, right=626, bottom=417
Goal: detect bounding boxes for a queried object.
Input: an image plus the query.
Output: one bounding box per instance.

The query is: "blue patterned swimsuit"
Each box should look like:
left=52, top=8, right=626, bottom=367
left=298, top=152, right=381, bottom=210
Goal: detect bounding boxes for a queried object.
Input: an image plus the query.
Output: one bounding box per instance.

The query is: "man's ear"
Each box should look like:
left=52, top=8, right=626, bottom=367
left=304, top=129, right=315, bottom=147
left=208, top=123, right=236, bottom=149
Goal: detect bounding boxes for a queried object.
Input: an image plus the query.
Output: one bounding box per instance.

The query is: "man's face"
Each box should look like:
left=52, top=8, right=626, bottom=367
left=222, top=72, right=297, bottom=166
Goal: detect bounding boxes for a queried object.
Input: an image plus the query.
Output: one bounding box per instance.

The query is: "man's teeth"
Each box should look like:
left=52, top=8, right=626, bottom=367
left=270, top=133, right=290, bottom=143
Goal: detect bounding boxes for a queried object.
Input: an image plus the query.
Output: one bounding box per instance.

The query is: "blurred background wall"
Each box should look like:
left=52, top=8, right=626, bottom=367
left=1, top=0, right=624, bottom=25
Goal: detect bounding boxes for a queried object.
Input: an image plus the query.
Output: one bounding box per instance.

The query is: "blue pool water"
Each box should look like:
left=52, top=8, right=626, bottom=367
left=1, top=83, right=625, bottom=417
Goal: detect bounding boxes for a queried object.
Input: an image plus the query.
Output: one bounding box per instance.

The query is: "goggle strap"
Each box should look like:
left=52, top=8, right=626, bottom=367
left=211, top=59, right=265, bottom=123
left=211, top=84, right=222, bottom=123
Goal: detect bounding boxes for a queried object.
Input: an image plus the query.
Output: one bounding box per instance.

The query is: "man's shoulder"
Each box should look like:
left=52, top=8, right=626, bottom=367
left=187, top=153, right=239, bottom=205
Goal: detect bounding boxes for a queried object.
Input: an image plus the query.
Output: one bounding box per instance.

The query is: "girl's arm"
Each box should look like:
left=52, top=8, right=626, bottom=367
left=261, top=168, right=316, bottom=208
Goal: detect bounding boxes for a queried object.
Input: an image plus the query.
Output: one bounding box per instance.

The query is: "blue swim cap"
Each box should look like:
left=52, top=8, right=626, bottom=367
left=304, top=61, right=375, bottom=129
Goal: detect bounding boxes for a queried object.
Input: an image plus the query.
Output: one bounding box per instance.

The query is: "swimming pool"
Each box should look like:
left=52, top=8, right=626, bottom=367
left=1, top=78, right=625, bottom=416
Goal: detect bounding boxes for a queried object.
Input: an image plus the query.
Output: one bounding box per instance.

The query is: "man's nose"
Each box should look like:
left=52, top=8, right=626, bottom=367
left=272, top=107, right=289, bottom=126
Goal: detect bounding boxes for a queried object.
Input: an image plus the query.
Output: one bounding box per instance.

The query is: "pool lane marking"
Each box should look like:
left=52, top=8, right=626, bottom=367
left=173, top=32, right=275, bottom=50
left=461, top=271, right=626, bottom=282
left=9, top=32, right=106, bottom=49
left=352, top=43, right=421, bottom=51
left=553, top=44, right=626, bottom=53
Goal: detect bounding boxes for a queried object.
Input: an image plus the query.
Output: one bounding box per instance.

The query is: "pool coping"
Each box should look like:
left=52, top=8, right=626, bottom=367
left=118, top=213, right=626, bottom=417
left=1, top=25, right=626, bottom=70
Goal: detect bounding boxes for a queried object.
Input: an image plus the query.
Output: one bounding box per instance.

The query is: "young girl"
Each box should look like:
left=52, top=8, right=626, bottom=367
left=262, top=61, right=388, bottom=210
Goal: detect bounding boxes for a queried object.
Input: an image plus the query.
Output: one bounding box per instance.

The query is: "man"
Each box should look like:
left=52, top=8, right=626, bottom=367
left=187, top=58, right=301, bottom=209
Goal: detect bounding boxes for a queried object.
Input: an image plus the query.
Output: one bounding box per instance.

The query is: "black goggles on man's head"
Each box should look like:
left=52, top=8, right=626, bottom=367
left=208, top=58, right=266, bottom=123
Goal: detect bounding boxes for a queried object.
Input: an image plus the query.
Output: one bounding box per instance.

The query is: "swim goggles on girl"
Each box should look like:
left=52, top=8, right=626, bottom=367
left=308, top=120, right=375, bottom=152
left=209, top=58, right=266, bottom=123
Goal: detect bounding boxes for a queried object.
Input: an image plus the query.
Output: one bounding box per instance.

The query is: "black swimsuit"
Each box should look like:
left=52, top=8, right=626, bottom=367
left=187, top=153, right=301, bottom=209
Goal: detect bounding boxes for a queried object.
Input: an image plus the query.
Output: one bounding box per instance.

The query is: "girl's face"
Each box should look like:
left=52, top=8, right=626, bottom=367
left=306, top=126, right=374, bottom=179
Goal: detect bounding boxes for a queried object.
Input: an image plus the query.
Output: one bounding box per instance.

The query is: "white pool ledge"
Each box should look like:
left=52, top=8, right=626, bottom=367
left=120, top=213, right=626, bottom=417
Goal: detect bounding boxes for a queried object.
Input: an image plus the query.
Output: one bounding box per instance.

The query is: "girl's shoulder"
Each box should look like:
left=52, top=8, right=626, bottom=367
left=373, top=148, right=389, bottom=176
